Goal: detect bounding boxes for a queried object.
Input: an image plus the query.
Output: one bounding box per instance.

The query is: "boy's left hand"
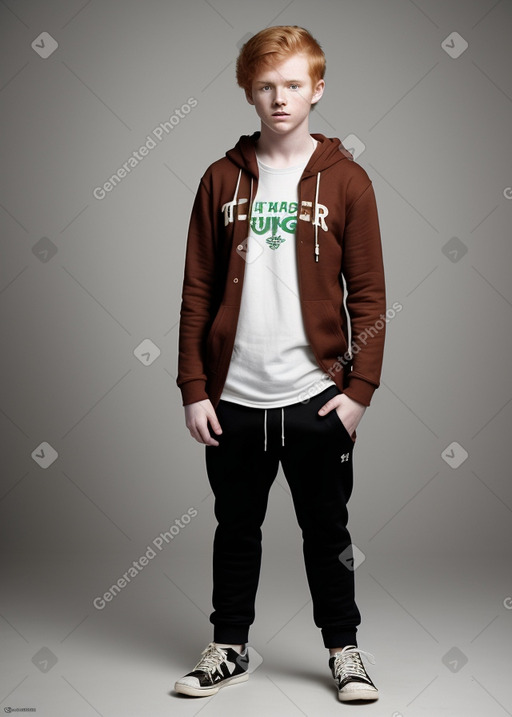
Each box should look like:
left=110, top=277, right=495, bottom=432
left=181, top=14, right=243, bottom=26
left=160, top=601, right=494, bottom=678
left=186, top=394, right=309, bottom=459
left=318, top=393, right=366, bottom=438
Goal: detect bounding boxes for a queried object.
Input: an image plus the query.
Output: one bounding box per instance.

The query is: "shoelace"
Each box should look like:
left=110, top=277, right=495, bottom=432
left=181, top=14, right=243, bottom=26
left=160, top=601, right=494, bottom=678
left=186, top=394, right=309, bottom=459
left=332, top=646, right=375, bottom=682
left=193, top=643, right=227, bottom=674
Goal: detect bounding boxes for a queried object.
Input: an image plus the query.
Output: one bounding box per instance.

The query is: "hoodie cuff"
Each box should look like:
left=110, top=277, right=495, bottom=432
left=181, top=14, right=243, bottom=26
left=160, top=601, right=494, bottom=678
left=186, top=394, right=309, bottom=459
left=180, top=379, right=209, bottom=407
left=342, top=376, right=378, bottom=407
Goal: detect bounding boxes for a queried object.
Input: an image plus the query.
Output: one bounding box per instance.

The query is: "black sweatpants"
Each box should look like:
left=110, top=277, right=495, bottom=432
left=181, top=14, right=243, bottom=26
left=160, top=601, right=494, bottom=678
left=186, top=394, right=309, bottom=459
left=205, top=384, right=361, bottom=649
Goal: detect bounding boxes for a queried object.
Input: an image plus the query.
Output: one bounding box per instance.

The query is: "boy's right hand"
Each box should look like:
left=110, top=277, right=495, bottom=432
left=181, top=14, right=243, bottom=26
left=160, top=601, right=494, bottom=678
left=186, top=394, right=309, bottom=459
left=184, top=399, right=223, bottom=447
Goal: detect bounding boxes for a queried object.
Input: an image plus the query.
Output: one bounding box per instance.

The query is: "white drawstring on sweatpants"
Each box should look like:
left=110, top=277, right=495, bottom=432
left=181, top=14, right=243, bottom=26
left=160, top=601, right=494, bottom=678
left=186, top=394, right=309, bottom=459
left=263, top=408, right=285, bottom=451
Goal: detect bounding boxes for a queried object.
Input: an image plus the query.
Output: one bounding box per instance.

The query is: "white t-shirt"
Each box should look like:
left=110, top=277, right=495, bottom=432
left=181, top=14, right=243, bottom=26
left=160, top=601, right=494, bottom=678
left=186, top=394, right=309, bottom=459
left=220, top=156, right=335, bottom=408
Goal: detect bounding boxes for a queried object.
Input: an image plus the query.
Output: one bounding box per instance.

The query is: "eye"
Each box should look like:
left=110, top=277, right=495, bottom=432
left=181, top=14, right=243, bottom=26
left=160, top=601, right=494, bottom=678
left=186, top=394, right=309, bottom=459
left=289, top=84, right=300, bottom=90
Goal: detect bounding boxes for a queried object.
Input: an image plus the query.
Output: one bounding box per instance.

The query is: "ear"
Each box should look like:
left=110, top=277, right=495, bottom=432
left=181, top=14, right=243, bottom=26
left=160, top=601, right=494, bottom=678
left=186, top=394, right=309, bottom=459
left=311, top=79, right=325, bottom=106
left=245, top=88, right=255, bottom=106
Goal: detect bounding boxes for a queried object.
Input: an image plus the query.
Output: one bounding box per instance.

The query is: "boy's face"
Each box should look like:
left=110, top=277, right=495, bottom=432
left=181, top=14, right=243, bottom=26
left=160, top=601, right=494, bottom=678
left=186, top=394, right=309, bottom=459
left=246, top=53, right=324, bottom=137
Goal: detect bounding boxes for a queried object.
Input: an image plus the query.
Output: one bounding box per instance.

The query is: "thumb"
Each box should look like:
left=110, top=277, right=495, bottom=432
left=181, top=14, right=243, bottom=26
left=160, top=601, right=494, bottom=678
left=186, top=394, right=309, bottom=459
left=318, top=398, right=336, bottom=415
left=208, top=410, right=223, bottom=435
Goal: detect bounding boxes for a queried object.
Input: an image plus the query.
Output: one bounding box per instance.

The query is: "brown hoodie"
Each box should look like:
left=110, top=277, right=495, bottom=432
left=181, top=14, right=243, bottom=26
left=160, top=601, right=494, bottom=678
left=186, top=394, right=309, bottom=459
left=177, top=132, right=386, bottom=408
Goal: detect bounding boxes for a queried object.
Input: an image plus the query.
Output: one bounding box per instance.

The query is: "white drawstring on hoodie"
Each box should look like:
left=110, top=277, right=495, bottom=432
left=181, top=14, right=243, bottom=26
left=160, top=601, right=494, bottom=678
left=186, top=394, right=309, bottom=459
left=313, top=171, right=321, bottom=262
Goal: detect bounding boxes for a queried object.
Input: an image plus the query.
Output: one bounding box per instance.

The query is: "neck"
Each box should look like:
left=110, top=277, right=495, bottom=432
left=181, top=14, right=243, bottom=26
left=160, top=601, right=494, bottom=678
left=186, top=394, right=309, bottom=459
left=256, top=122, right=315, bottom=168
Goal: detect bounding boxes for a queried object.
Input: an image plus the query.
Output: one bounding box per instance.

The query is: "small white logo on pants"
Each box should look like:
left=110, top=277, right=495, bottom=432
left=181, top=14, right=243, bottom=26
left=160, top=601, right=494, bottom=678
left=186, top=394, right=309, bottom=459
left=340, top=453, right=350, bottom=463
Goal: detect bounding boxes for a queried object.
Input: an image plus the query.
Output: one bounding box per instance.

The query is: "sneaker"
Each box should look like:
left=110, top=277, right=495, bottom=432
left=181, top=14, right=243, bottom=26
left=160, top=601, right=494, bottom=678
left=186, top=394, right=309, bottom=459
left=329, top=645, right=379, bottom=702
left=174, top=642, right=249, bottom=697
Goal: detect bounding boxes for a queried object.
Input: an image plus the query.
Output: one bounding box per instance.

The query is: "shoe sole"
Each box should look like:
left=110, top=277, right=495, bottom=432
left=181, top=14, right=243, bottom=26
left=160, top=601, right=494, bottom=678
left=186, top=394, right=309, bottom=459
left=175, top=672, right=249, bottom=697
left=338, top=689, right=379, bottom=702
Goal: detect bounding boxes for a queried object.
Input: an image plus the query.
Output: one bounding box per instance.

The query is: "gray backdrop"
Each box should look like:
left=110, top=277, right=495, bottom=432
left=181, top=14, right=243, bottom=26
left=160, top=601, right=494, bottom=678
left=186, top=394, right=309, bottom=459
left=1, top=1, right=511, bottom=716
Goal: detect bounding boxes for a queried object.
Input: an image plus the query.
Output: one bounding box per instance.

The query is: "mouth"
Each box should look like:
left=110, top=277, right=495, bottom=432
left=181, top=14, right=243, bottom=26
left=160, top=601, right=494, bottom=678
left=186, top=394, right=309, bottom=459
left=272, top=112, right=289, bottom=117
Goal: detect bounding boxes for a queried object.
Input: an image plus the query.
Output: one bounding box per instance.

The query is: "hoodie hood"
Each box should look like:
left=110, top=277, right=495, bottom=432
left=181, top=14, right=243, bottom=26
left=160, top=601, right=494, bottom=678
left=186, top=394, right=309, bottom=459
left=225, top=132, right=353, bottom=178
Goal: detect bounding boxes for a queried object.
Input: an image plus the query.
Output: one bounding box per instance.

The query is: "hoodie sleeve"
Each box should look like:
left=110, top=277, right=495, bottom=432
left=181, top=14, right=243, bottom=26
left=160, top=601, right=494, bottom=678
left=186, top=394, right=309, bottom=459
left=177, top=172, right=219, bottom=406
left=341, top=179, right=386, bottom=407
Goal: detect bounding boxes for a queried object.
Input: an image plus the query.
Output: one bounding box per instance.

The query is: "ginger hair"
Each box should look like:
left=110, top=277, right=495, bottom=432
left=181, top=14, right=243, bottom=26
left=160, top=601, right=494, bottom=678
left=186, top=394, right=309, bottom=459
left=236, top=26, right=325, bottom=93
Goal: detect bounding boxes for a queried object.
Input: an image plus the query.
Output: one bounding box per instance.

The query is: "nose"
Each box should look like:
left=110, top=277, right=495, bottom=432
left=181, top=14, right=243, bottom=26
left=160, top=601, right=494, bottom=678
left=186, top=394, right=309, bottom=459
left=273, top=88, right=286, bottom=106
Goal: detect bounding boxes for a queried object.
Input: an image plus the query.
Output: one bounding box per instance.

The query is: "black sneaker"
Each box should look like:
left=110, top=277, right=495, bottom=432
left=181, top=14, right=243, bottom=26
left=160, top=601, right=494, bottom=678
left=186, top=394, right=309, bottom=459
left=329, top=645, right=379, bottom=701
left=174, top=642, right=249, bottom=697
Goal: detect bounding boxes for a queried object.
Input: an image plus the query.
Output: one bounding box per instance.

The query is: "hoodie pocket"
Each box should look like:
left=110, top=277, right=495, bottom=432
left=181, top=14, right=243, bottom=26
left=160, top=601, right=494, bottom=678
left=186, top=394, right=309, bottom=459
left=205, top=305, right=234, bottom=375
left=302, top=300, right=348, bottom=358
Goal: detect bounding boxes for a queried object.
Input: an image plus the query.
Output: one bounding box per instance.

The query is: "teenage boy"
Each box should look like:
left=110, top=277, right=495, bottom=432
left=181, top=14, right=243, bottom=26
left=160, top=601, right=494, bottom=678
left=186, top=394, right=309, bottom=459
left=174, top=25, right=386, bottom=703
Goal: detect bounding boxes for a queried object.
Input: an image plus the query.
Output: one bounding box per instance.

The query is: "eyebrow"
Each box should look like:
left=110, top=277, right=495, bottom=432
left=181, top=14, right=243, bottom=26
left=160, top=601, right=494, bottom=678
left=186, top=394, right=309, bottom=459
left=255, top=79, right=302, bottom=85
